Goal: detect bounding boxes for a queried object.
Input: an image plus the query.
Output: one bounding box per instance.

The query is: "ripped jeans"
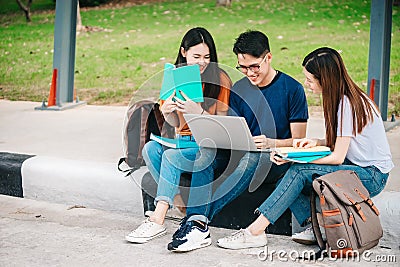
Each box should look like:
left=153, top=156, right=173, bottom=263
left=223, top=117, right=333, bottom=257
left=142, top=136, right=216, bottom=207
left=142, top=137, right=198, bottom=206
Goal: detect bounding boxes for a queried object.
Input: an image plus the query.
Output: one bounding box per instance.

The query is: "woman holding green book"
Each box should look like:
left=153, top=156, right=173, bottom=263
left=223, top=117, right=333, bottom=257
left=125, top=27, right=232, bottom=243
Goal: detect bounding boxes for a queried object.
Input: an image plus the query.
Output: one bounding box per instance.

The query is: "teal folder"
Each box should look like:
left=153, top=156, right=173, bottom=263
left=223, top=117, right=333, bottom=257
left=283, top=150, right=332, bottom=158
left=279, top=154, right=331, bottom=163
left=150, top=133, right=199, bottom=149
left=273, top=146, right=331, bottom=163
left=159, top=63, right=203, bottom=102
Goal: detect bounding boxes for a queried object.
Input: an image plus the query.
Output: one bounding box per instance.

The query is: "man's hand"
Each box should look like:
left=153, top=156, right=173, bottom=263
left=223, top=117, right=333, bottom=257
left=253, top=135, right=275, bottom=149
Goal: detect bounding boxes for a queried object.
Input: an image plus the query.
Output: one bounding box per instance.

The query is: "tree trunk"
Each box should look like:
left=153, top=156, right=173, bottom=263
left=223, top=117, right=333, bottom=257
left=216, top=0, right=231, bottom=7
left=16, top=0, right=33, bottom=22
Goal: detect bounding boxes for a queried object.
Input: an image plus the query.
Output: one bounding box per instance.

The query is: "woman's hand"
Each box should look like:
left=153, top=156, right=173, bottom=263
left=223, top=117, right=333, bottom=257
left=160, top=91, right=177, bottom=115
left=253, top=135, right=275, bottom=149
left=293, top=138, right=317, bottom=148
left=270, top=152, right=289, bottom=165
left=174, top=90, right=203, bottom=114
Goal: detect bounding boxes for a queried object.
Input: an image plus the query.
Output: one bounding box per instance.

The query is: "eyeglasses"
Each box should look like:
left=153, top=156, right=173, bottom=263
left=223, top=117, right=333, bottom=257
left=235, top=54, right=268, bottom=74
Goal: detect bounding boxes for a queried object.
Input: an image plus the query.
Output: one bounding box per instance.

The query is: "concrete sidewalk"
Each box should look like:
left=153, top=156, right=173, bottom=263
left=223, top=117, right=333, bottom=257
left=0, top=100, right=399, bottom=266
left=1, top=194, right=399, bottom=266
left=0, top=100, right=127, bottom=163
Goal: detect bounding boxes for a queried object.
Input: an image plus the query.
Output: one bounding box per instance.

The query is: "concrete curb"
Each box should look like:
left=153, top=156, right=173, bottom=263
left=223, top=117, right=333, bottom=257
left=21, top=155, right=148, bottom=216
left=383, top=119, right=400, bottom=132
left=0, top=152, right=34, bottom=197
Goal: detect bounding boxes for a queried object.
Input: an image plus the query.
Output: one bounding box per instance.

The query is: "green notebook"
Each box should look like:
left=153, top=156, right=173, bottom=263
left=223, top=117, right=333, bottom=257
left=159, top=63, right=203, bottom=102
left=150, top=133, right=199, bottom=149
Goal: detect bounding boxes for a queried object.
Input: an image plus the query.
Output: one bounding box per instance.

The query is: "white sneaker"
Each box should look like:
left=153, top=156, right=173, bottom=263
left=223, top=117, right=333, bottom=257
left=217, top=229, right=268, bottom=250
left=292, top=226, right=326, bottom=245
left=125, top=218, right=166, bottom=243
left=145, top=207, right=186, bottom=221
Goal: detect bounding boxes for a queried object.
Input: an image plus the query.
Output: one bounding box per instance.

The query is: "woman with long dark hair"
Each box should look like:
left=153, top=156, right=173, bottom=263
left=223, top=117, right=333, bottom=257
left=125, top=27, right=231, bottom=244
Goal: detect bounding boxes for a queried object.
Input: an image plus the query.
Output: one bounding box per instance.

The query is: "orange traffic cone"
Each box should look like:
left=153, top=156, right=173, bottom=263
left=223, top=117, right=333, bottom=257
left=369, top=78, right=375, bottom=101
left=48, top=68, right=57, bottom=106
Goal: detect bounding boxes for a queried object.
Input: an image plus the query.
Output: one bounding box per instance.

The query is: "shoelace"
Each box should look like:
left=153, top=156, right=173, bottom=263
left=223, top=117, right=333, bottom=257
left=179, top=216, right=188, bottom=226
left=224, top=229, right=246, bottom=242
left=303, top=226, right=313, bottom=234
left=173, top=221, right=194, bottom=240
left=172, top=217, right=188, bottom=239
left=132, top=219, right=153, bottom=235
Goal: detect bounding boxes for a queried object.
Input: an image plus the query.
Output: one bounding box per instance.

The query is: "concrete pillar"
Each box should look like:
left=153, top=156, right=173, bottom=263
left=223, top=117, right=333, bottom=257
left=367, top=0, right=393, bottom=121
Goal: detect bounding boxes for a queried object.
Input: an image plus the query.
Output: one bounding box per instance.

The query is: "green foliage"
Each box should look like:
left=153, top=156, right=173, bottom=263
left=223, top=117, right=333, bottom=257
left=0, top=0, right=399, bottom=115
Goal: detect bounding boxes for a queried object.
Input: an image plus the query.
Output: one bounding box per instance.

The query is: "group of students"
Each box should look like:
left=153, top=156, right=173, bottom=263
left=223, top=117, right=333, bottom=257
left=125, top=27, right=394, bottom=252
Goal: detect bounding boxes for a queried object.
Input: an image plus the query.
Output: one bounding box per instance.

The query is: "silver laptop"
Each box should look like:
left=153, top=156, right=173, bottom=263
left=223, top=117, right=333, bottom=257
left=183, top=114, right=269, bottom=152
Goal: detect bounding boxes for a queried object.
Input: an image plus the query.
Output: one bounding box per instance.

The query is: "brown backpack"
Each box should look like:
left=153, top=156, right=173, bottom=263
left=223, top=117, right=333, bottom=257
left=311, top=170, right=383, bottom=258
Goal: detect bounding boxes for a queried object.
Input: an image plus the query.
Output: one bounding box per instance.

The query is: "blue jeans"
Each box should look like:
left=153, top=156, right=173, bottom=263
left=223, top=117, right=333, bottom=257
left=186, top=148, right=290, bottom=224
left=142, top=136, right=214, bottom=206
left=256, top=160, right=389, bottom=226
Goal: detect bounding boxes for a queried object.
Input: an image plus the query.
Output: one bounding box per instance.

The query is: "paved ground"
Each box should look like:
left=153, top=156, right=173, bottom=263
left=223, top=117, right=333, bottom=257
left=0, top=101, right=126, bottom=163
left=1, top=195, right=399, bottom=267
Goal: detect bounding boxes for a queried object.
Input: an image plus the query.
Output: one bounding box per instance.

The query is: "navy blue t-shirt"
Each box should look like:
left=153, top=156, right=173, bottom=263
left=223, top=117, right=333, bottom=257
left=228, top=71, right=308, bottom=139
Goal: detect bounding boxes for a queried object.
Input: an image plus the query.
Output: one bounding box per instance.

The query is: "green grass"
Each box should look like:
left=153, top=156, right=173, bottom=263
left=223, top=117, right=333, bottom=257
left=0, top=0, right=399, bottom=115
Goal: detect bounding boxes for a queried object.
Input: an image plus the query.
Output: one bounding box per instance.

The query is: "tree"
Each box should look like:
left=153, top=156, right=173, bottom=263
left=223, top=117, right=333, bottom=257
left=16, top=0, right=33, bottom=22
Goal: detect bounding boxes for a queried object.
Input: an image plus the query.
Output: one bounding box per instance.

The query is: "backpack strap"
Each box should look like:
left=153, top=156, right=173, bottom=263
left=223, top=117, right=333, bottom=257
left=117, top=157, right=139, bottom=177
left=153, top=103, right=165, bottom=133
left=153, top=103, right=174, bottom=138
left=301, top=175, right=327, bottom=260
left=310, top=187, right=327, bottom=251
left=137, top=105, right=151, bottom=164
left=354, top=188, right=380, bottom=216
left=299, top=175, right=327, bottom=261
left=343, top=193, right=367, bottom=221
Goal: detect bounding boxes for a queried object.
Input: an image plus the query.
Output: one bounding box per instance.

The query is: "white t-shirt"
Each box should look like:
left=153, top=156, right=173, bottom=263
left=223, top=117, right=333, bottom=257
left=337, top=96, right=394, bottom=173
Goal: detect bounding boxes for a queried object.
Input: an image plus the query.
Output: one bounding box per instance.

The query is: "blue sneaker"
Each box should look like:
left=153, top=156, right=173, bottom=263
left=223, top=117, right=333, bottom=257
left=168, top=220, right=211, bottom=252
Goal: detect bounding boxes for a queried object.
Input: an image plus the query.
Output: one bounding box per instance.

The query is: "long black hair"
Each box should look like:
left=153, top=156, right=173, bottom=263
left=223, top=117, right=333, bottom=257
left=175, top=27, right=221, bottom=110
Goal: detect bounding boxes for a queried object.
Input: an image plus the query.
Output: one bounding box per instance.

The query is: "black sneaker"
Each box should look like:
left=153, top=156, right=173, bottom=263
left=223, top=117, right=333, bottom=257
left=172, top=216, right=188, bottom=239
left=168, top=220, right=211, bottom=252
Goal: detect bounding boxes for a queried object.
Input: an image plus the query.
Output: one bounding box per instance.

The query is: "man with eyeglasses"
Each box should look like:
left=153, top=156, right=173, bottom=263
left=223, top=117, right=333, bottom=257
left=168, top=30, right=308, bottom=252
